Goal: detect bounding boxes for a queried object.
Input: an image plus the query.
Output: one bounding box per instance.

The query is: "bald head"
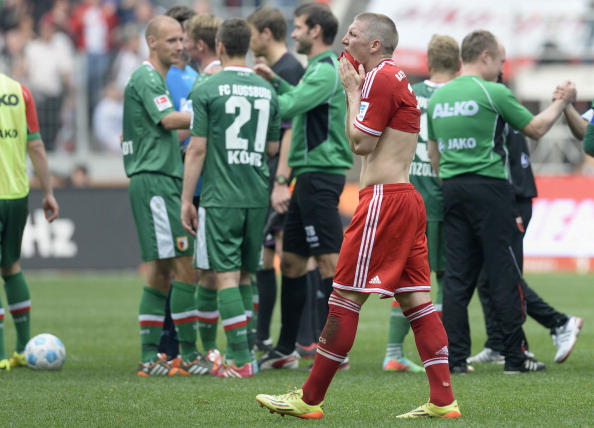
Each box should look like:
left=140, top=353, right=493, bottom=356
left=145, top=15, right=182, bottom=42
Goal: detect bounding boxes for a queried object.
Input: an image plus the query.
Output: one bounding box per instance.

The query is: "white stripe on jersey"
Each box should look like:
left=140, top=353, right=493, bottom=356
left=150, top=196, right=175, bottom=259
left=354, top=185, right=383, bottom=288
left=354, top=121, right=382, bottom=136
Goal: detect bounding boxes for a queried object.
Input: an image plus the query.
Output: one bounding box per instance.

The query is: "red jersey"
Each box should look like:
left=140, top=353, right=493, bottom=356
left=354, top=60, right=420, bottom=136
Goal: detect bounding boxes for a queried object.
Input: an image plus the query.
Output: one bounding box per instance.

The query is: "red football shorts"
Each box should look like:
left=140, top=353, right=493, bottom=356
left=333, top=183, right=431, bottom=298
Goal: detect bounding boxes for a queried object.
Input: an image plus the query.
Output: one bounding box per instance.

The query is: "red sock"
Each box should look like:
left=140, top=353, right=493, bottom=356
left=404, top=301, right=455, bottom=407
left=302, top=291, right=361, bottom=405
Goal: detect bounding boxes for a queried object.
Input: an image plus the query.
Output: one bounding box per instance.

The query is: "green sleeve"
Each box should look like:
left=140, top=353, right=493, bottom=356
left=267, top=94, right=281, bottom=142
left=494, top=85, right=533, bottom=132
left=139, top=74, right=175, bottom=126
left=276, top=62, right=341, bottom=121
left=191, top=88, right=209, bottom=138
left=584, top=123, right=594, bottom=156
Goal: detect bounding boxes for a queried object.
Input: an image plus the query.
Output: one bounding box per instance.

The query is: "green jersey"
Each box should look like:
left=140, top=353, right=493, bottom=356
left=427, top=75, right=533, bottom=180
left=191, top=66, right=280, bottom=208
left=271, top=50, right=352, bottom=176
left=122, top=61, right=183, bottom=179
left=410, top=80, right=444, bottom=221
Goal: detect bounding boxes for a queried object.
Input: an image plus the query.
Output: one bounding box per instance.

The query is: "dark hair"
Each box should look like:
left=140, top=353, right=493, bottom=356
left=461, top=30, right=498, bottom=63
left=294, top=3, right=338, bottom=45
left=246, top=6, right=287, bottom=42
left=217, top=18, right=251, bottom=58
left=164, top=5, right=196, bottom=25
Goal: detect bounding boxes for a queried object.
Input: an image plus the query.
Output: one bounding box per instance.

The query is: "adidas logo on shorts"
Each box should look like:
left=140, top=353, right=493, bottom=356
left=369, top=275, right=382, bottom=284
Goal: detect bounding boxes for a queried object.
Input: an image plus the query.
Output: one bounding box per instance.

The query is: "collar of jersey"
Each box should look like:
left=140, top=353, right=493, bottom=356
left=224, top=66, right=253, bottom=73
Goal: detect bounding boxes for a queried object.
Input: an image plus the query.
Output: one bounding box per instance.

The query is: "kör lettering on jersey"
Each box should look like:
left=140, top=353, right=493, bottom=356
left=228, top=150, right=263, bottom=166
left=432, top=100, right=478, bottom=118
left=218, top=84, right=272, bottom=99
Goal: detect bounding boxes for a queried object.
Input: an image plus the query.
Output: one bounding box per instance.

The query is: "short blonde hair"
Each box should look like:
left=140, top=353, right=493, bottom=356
left=185, top=13, right=223, bottom=52
left=427, top=35, right=460, bottom=73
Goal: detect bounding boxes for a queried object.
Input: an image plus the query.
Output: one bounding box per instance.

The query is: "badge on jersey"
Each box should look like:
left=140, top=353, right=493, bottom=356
left=176, top=236, right=189, bottom=251
left=357, top=102, right=369, bottom=122
left=154, top=95, right=172, bottom=112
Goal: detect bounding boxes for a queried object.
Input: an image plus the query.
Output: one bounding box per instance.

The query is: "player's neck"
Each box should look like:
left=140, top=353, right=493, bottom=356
left=200, top=53, right=219, bottom=72
left=266, top=42, right=288, bottom=67
left=222, top=56, right=247, bottom=68
left=146, top=57, right=170, bottom=78
left=307, top=43, right=331, bottom=60
left=429, top=71, right=457, bottom=84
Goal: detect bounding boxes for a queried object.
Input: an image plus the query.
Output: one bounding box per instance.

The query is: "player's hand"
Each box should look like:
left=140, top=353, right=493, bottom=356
left=181, top=200, right=198, bottom=236
left=42, top=194, right=59, bottom=223
left=271, top=184, right=291, bottom=214
left=553, top=81, right=577, bottom=104
left=338, top=53, right=365, bottom=94
left=254, top=63, right=275, bottom=82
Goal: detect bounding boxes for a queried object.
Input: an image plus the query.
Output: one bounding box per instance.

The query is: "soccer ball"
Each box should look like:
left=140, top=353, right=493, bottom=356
left=24, top=333, right=66, bottom=370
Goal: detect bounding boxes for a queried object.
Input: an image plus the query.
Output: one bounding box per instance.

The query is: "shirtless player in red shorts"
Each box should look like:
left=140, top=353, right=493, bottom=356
left=256, top=12, right=460, bottom=419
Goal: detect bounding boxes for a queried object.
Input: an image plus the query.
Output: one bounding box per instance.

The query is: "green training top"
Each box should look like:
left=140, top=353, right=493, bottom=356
left=122, top=61, right=183, bottom=179
left=271, top=50, right=352, bottom=177
left=427, top=75, right=533, bottom=180
left=191, top=66, right=280, bottom=208
left=410, top=80, right=444, bottom=222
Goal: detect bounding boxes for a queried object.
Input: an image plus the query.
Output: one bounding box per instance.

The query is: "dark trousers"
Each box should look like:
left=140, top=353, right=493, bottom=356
left=477, top=199, right=567, bottom=351
left=442, top=175, right=526, bottom=368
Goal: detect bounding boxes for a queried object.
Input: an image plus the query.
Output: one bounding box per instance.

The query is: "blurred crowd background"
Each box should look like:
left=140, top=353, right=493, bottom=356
left=1, top=0, right=593, bottom=185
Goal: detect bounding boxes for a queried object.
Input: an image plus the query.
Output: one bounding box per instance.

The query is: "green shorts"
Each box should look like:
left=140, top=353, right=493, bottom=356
left=195, top=206, right=267, bottom=273
left=0, top=196, right=28, bottom=268
left=426, top=220, right=445, bottom=272
left=128, top=173, right=193, bottom=262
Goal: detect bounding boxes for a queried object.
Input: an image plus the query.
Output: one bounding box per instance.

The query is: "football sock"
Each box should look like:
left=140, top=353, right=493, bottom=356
left=296, top=270, right=318, bottom=346
left=316, top=276, right=333, bottom=335
left=276, top=274, right=308, bottom=355
left=385, top=300, right=409, bottom=360
left=3, top=272, right=31, bottom=353
left=255, top=268, right=276, bottom=341
left=196, top=285, right=218, bottom=351
left=302, top=291, right=361, bottom=405
left=0, top=295, right=6, bottom=359
left=159, top=290, right=179, bottom=358
left=404, top=301, right=455, bottom=407
left=139, top=286, right=167, bottom=363
left=218, top=287, right=250, bottom=367
left=250, top=276, right=259, bottom=347
left=434, top=273, right=444, bottom=318
left=170, top=281, right=199, bottom=361
left=238, top=283, right=255, bottom=352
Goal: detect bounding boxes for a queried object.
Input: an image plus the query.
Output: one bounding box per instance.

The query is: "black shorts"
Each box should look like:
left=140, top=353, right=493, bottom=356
left=283, top=172, right=345, bottom=257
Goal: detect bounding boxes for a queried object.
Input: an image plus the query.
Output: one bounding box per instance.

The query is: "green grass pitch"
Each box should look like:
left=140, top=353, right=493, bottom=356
left=0, top=271, right=591, bottom=427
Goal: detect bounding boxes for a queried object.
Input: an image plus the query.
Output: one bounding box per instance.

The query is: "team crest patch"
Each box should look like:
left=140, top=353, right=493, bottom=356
left=176, top=236, right=189, bottom=251
left=357, top=101, right=369, bottom=121
left=154, top=95, right=172, bottom=112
